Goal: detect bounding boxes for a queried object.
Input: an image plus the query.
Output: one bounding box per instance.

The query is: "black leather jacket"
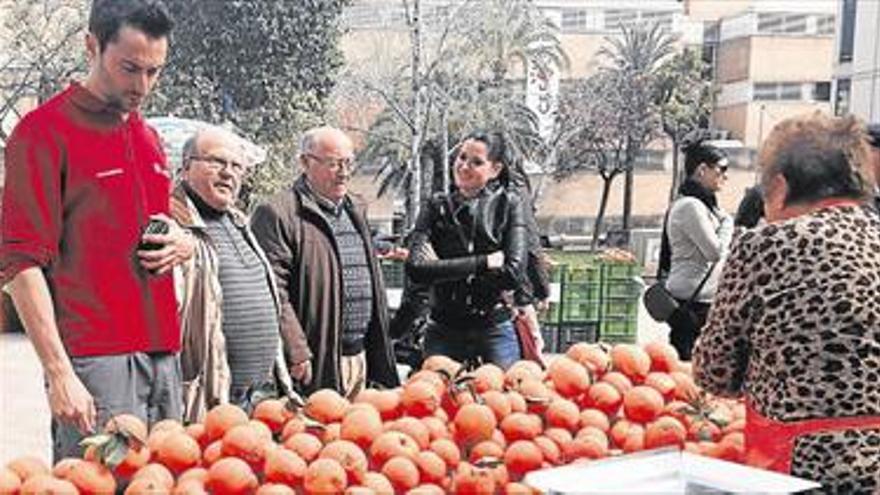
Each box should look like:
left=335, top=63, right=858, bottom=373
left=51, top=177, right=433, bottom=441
left=405, top=181, right=528, bottom=326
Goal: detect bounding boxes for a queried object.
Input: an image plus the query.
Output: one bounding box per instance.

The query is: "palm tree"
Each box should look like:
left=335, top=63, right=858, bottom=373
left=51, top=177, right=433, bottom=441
left=596, top=22, right=676, bottom=232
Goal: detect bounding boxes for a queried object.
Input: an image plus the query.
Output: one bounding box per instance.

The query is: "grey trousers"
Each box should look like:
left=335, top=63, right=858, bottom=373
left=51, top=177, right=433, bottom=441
left=51, top=352, right=182, bottom=461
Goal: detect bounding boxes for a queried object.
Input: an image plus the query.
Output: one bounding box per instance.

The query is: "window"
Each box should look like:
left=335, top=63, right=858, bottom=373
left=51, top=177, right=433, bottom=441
left=561, top=9, right=587, bottom=32
left=812, top=82, right=831, bottom=101
left=753, top=82, right=805, bottom=101
left=753, top=83, right=779, bottom=101
left=816, top=15, right=835, bottom=36
left=779, top=83, right=802, bottom=100
left=604, top=9, right=637, bottom=30
left=839, top=0, right=857, bottom=62
left=757, top=13, right=784, bottom=33
left=835, top=79, right=851, bottom=115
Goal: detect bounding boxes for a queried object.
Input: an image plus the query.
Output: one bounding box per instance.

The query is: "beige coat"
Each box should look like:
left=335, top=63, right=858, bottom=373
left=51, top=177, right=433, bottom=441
left=172, top=185, right=291, bottom=423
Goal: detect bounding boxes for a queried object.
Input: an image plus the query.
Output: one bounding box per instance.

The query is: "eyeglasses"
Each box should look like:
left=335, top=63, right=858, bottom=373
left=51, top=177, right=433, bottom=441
left=712, top=164, right=729, bottom=174
left=305, top=153, right=358, bottom=173
left=189, top=155, right=246, bottom=175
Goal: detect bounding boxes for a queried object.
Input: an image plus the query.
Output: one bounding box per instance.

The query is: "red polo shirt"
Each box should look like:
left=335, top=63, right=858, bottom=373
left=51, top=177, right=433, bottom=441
left=1, top=83, right=180, bottom=356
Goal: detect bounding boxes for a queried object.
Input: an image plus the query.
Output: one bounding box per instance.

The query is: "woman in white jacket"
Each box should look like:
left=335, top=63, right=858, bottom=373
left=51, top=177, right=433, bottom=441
left=659, top=141, right=733, bottom=359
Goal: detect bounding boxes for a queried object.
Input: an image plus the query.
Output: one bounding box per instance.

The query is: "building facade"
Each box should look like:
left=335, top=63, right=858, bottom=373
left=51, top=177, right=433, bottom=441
left=832, top=0, right=880, bottom=123
left=707, top=1, right=836, bottom=149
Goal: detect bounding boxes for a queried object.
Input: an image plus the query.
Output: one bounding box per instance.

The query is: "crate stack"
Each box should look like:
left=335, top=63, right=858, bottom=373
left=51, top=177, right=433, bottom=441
left=539, top=260, right=641, bottom=353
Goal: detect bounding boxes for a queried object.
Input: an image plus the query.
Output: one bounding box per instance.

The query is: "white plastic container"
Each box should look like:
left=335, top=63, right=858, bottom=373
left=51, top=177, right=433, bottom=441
left=524, top=448, right=821, bottom=494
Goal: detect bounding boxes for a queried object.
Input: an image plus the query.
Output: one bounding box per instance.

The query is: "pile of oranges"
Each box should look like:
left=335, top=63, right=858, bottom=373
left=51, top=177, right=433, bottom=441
left=0, top=342, right=744, bottom=494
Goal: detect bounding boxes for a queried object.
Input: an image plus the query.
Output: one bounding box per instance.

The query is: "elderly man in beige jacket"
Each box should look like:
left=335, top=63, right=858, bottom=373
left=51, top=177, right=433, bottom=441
left=172, top=126, right=290, bottom=422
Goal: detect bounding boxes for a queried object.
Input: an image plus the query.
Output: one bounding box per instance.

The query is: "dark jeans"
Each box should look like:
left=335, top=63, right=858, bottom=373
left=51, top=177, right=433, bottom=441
left=424, top=318, right=521, bottom=369
left=52, top=352, right=182, bottom=461
left=668, top=300, right=711, bottom=361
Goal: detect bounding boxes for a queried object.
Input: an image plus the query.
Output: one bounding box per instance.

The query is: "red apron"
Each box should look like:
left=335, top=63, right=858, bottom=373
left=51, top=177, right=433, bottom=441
left=744, top=400, right=880, bottom=474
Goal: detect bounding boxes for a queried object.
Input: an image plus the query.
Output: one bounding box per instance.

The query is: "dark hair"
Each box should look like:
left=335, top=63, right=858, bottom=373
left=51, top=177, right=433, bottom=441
left=89, top=0, right=173, bottom=51
left=459, top=130, right=513, bottom=187
left=683, top=141, right=728, bottom=177
left=759, top=113, right=871, bottom=207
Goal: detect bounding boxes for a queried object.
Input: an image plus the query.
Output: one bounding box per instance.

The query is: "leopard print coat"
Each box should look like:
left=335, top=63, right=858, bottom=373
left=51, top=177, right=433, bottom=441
left=693, top=204, right=880, bottom=494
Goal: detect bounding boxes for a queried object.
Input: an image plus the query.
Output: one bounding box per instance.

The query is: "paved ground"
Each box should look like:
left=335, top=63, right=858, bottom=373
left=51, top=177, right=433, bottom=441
left=0, top=298, right=669, bottom=466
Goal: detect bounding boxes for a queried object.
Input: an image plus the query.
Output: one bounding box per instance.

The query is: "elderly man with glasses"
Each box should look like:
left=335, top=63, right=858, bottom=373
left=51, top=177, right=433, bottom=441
left=251, top=126, right=399, bottom=398
left=171, top=126, right=291, bottom=421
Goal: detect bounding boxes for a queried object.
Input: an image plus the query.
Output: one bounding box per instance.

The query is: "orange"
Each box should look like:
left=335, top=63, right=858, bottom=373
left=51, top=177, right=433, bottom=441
left=546, top=356, right=591, bottom=398
left=428, top=438, right=461, bottom=470
left=471, top=364, right=505, bottom=393
left=388, top=417, right=430, bottom=450
left=622, top=386, right=665, bottom=423
left=0, top=467, right=21, bottom=494
left=400, top=380, right=441, bottom=418
left=252, top=399, right=293, bottom=435
left=361, top=471, right=394, bottom=494
left=380, top=456, right=420, bottom=493
left=644, top=372, right=677, bottom=402
left=206, top=457, right=258, bottom=495
left=201, top=440, right=223, bottom=468
left=533, top=435, right=562, bottom=465
left=222, top=424, right=267, bottom=469
left=585, top=382, right=622, bottom=415
left=304, top=458, right=348, bottom=494
left=645, top=416, right=687, bottom=449
left=204, top=404, right=249, bottom=443
left=340, top=405, right=384, bottom=449
left=544, top=398, right=581, bottom=432
left=59, top=459, right=116, bottom=495
left=421, top=354, right=462, bottom=377
left=451, top=463, right=496, bottom=495
left=644, top=341, right=680, bottom=372
left=565, top=343, right=610, bottom=376
left=154, top=432, right=201, bottom=476
left=131, top=463, right=174, bottom=491
left=255, top=483, right=295, bottom=495
left=127, top=475, right=179, bottom=495
left=6, top=456, right=50, bottom=482
left=480, top=390, right=512, bottom=423
left=304, top=389, right=349, bottom=424
left=499, top=413, right=542, bottom=442
left=503, top=440, right=544, bottom=481
left=172, top=478, right=208, bottom=495
left=468, top=440, right=505, bottom=464
left=264, top=446, right=307, bottom=486
left=368, top=431, right=420, bottom=468
left=320, top=440, right=369, bottom=486
left=283, top=432, right=323, bottom=463
left=452, top=404, right=497, bottom=447
left=578, top=408, right=610, bottom=433
left=413, top=451, right=446, bottom=486
left=600, top=371, right=634, bottom=395
left=19, top=475, right=78, bottom=495
left=354, top=389, right=401, bottom=422
left=609, top=344, right=651, bottom=382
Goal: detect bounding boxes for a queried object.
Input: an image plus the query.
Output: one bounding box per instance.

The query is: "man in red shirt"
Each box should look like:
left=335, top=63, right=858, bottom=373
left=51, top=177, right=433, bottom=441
left=1, top=0, right=193, bottom=460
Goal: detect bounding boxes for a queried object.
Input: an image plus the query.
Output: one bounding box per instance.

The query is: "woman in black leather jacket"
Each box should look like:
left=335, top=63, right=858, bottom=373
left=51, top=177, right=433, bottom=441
left=405, top=130, right=528, bottom=368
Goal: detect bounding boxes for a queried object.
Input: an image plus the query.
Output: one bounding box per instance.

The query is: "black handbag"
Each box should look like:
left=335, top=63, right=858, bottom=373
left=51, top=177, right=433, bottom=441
left=645, top=207, right=717, bottom=322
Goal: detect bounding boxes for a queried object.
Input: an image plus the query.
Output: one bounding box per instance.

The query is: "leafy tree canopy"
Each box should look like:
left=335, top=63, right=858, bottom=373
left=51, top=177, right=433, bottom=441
left=147, top=0, right=351, bottom=204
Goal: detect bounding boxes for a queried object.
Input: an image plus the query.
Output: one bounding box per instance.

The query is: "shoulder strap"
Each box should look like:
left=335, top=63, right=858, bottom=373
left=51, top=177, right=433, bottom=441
left=687, top=261, right=717, bottom=304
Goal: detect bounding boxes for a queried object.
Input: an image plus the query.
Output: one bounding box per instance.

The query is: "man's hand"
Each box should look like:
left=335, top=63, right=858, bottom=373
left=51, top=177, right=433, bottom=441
left=290, top=360, right=312, bottom=386
left=486, top=251, right=505, bottom=269
left=47, top=370, right=96, bottom=434
left=138, top=214, right=195, bottom=275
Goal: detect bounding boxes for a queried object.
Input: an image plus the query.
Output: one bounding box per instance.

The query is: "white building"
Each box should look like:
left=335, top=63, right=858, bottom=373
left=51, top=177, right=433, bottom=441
left=832, top=0, right=880, bottom=123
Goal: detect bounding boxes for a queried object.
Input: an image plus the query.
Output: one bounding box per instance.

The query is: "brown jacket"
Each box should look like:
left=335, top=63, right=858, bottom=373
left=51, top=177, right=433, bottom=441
left=250, top=176, right=399, bottom=394
left=171, top=184, right=291, bottom=422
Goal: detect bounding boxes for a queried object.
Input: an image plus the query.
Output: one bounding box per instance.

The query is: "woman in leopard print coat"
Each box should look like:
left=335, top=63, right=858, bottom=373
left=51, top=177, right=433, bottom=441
left=693, top=114, right=880, bottom=494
